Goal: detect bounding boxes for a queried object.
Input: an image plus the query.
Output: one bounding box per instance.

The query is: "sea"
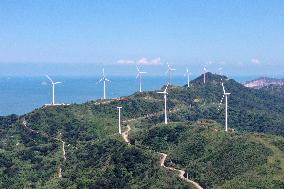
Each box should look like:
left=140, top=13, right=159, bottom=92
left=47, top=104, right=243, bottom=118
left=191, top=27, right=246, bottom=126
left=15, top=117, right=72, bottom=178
left=0, top=75, right=257, bottom=116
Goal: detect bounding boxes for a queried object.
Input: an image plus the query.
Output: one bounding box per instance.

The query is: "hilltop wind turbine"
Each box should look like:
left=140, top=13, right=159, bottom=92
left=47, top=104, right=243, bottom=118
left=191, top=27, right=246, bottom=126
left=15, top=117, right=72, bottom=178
left=117, top=107, right=122, bottom=134
left=46, top=75, right=61, bottom=105
left=157, top=85, right=169, bottom=124
left=136, top=65, right=147, bottom=92
left=218, top=67, right=223, bottom=75
left=97, top=68, right=110, bottom=99
left=184, top=68, right=191, bottom=87
left=218, top=82, right=231, bottom=132
left=166, top=63, right=176, bottom=85
left=203, top=66, right=207, bottom=84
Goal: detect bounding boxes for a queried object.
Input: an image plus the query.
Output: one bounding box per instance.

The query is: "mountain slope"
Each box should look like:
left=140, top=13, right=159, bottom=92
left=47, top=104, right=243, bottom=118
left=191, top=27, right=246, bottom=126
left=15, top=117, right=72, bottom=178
left=130, top=121, right=284, bottom=188
left=1, top=73, right=284, bottom=188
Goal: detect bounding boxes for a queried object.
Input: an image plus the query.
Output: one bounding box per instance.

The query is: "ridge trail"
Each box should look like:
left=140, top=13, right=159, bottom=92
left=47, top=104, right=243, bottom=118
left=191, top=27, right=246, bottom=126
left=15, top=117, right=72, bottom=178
left=121, top=119, right=203, bottom=189
left=22, top=120, right=67, bottom=178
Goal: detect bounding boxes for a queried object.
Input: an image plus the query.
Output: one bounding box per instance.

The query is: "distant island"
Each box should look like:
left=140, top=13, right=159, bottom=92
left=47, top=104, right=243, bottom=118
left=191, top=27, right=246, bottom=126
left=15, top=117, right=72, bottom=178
left=244, top=77, right=284, bottom=89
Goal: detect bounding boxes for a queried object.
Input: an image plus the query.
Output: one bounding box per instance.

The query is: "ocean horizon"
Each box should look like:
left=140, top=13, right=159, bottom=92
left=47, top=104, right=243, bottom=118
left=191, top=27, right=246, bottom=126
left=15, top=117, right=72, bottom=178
left=0, top=75, right=271, bottom=116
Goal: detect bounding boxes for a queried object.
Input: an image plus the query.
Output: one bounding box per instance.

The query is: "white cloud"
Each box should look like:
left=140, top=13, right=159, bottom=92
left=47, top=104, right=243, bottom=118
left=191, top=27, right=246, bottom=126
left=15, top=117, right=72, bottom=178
left=117, top=59, right=135, bottom=64
left=150, top=57, right=161, bottom=65
left=251, top=58, right=260, bottom=64
left=117, top=57, right=161, bottom=65
left=137, top=57, right=148, bottom=65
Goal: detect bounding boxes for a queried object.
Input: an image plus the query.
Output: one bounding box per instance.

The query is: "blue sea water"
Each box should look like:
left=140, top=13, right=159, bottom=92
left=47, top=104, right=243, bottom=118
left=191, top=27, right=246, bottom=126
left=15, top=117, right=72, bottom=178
left=0, top=75, right=255, bottom=116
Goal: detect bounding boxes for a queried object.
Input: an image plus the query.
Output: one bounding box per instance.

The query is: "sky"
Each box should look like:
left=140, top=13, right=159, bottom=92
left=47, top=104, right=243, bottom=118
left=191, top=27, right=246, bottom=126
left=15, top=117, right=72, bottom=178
left=0, top=0, right=284, bottom=77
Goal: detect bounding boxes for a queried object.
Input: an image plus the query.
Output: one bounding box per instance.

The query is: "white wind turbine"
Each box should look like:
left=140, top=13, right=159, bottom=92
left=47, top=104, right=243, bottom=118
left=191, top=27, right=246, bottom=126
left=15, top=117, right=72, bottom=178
left=203, top=66, right=207, bottom=84
left=218, top=82, right=231, bottom=132
left=166, top=63, right=176, bottom=85
left=218, top=67, right=223, bottom=75
left=97, top=68, right=110, bottom=99
left=157, top=85, right=169, bottom=124
left=117, top=107, right=122, bottom=134
left=46, top=75, right=62, bottom=105
left=184, top=68, right=191, bottom=87
left=136, top=65, right=147, bottom=92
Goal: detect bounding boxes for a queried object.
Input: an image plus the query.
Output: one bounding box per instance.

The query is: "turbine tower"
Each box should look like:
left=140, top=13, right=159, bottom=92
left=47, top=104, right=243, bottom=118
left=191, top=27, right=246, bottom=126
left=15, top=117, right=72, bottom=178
left=46, top=75, right=61, bottom=105
left=203, top=67, right=207, bottom=84
left=184, top=68, right=191, bottom=87
left=98, top=68, right=110, bottom=99
left=157, top=85, right=169, bottom=124
left=117, top=107, right=122, bottom=134
left=166, top=63, right=176, bottom=85
left=218, top=82, right=231, bottom=132
left=136, top=65, right=147, bottom=92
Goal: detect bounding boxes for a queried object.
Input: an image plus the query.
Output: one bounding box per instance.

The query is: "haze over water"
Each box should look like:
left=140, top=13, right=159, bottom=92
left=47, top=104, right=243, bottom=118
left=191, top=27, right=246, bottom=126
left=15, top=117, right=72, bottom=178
left=0, top=75, right=259, bottom=116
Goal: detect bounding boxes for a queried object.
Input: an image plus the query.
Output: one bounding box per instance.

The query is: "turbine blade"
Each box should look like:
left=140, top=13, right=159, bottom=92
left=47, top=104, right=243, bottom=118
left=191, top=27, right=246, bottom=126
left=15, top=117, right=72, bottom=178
left=221, top=83, right=226, bottom=94
left=102, top=68, right=105, bottom=77
left=136, top=65, right=140, bottom=72
left=97, top=78, right=103, bottom=84
left=54, top=82, right=62, bottom=84
left=136, top=73, right=140, bottom=79
left=46, top=75, right=53, bottom=83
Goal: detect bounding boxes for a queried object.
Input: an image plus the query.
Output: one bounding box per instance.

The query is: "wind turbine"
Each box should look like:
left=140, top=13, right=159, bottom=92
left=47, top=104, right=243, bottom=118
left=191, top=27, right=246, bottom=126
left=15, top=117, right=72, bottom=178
left=184, top=68, right=191, bottom=87
left=203, top=66, right=207, bottom=84
left=117, top=107, right=122, bottom=134
left=136, top=65, right=147, bottom=92
left=97, top=68, right=110, bottom=99
left=218, top=67, right=223, bottom=75
left=157, top=85, right=169, bottom=124
left=218, top=82, right=231, bottom=132
left=46, top=75, right=61, bottom=105
left=166, top=63, right=176, bottom=85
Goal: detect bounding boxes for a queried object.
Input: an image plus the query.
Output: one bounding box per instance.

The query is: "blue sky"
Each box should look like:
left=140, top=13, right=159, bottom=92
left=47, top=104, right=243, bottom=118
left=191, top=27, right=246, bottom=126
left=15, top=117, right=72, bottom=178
left=0, top=0, right=284, bottom=76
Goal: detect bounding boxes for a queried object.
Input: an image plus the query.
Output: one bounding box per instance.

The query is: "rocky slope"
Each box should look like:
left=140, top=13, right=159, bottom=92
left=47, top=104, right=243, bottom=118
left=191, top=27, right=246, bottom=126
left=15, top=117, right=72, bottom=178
left=244, top=77, right=284, bottom=89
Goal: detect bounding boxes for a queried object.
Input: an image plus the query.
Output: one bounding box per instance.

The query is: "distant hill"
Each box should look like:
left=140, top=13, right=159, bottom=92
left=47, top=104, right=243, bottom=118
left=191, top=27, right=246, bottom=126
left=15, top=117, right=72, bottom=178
left=0, top=72, right=284, bottom=188
left=244, top=77, right=284, bottom=89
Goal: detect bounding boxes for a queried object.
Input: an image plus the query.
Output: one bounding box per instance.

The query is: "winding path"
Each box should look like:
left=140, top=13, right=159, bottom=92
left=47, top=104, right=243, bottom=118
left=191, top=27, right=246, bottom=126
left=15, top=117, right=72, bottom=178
left=22, top=120, right=67, bottom=178
left=159, top=153, right=203, bottom=189
left=121, top=122, right=203, bottom=189
left=58, top=133, right=67, bottom=178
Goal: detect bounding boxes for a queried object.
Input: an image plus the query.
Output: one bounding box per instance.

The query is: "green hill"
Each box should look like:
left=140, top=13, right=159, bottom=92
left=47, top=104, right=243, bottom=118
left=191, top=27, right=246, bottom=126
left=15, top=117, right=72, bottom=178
left=0, top=73, right=284, bottom=188
left=130, top=121, right=284, bottom=188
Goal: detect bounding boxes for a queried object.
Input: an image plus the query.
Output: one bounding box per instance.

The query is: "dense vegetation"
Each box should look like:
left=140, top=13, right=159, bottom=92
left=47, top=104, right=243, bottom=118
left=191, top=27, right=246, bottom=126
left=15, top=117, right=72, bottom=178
left=130, top=121, right=284, bottom=188
left=1, top=73, right=284, bottom=188
left=0, top=104, right=191, bottom=188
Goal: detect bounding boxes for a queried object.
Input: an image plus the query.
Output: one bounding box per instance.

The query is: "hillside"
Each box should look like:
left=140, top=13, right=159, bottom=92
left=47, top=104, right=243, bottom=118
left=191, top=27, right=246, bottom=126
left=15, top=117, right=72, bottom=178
left=0, top=73, right=284, bottom=188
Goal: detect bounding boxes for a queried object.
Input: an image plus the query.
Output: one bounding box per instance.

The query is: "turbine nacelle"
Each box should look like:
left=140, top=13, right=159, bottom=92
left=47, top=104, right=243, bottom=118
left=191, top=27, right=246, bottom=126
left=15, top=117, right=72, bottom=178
left=184, top=68, right=191, bottom=76
left=98, top=68, right=111, bottom=83
left=157, top=85, right=168, bottom=95
left=46, top=75, right=62, bottom=85
left=136, top=65, right=147, bottom=78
